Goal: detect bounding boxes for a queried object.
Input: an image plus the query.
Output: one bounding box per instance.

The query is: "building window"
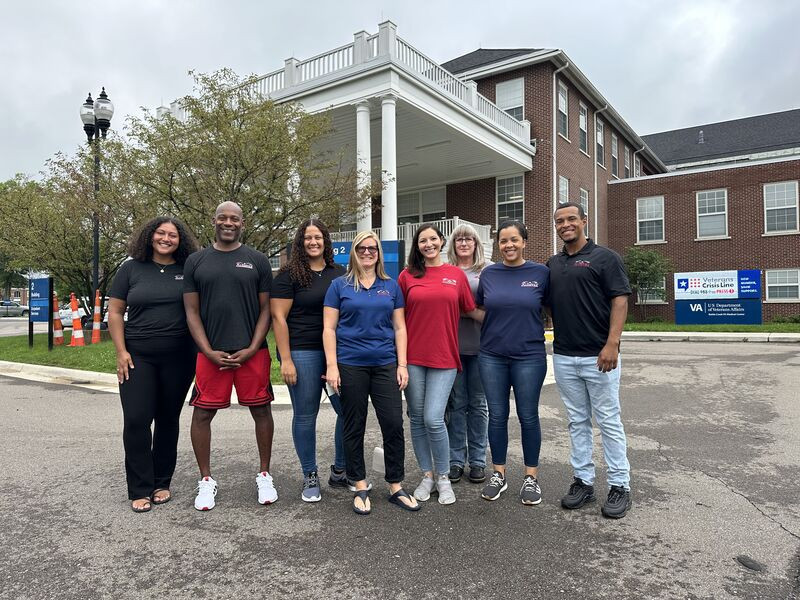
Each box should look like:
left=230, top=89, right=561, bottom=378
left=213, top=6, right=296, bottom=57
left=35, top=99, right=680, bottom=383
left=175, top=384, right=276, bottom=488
left=496, top=78, right=524, bottom=121
left=611, top=134, right=619, bottom=177
left=696, top=189, right=728, bottom=238
left=766, top=269, right=800, bottom=301
left=557, top=81, right=568, bottom=138
left=596, top=120, right=605, bottom=167
left=634, top=155, right=642, bottom=177
left=579, top=104, right=588, bottom=154
left=637, top=277, right=667, bottom=304
left=398, top=187, right=446, bottom=225
left=496, top=175, right=524, bottom=224
left=764, top=181, right=799, bottom=234
left=637, top=196, right=664, bottom=243
left=624, top=146, right=631, bottom=178
left=558, top=175, right=569, bottom=203
left=579, top=187, right=591, bottom=238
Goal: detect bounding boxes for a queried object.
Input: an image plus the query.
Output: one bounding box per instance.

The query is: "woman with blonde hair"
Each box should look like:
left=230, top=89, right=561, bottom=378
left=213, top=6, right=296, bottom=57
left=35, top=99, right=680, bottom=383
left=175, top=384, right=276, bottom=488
left=445, top=224, right=492, bottom=485
left=323, top=231, right=419, bottom=514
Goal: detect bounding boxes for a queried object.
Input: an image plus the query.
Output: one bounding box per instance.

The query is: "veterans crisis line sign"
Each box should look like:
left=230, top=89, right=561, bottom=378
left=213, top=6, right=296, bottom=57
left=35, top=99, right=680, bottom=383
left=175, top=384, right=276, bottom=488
left=674, top=270, right=762, bottom=324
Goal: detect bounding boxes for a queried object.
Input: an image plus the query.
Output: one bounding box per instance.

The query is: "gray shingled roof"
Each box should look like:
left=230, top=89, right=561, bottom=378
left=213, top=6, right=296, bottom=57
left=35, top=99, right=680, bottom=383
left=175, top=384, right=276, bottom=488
left=441, top=48, right=541, bottom=74
left=642, top=108, right=800, bottom=165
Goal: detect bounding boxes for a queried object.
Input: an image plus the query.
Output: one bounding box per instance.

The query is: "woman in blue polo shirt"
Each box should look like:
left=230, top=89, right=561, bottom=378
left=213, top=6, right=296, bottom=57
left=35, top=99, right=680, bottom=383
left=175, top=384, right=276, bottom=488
left=323, top=230, right=419, bottom=515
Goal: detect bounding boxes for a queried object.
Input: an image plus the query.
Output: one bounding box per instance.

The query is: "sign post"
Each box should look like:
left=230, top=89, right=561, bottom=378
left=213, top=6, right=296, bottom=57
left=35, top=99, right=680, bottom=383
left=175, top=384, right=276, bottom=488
left=674, top=270, right=762, bottom=325
left=28, top=277, right=54, bottom=350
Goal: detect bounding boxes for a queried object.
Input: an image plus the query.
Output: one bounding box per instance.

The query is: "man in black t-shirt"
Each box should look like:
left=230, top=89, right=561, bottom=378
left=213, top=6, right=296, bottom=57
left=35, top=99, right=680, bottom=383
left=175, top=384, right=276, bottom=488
left=547, top=202, right=632, bottom=519
left=183, top=201, right=276, bottom=511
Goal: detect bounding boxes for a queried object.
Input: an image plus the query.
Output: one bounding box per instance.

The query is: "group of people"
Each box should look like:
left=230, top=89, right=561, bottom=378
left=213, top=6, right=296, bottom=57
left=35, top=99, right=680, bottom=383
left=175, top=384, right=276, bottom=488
left=109, top=199, right=633, bottom=519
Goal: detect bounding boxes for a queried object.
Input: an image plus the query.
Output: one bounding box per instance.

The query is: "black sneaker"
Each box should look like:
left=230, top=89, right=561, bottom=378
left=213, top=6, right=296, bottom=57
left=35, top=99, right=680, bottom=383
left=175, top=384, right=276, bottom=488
left=481, top=471, right=507, bottom=501
left=468, top=465, right=486, bottom=483
left=561, top=477, right=596, bottom=510
left=519, top=475, right=542, bottom=505
left=328, top=466, right=373, bottom=492
left=601, top=485, right=632, bottom=519
left=448, top=465, right=464, bottom=483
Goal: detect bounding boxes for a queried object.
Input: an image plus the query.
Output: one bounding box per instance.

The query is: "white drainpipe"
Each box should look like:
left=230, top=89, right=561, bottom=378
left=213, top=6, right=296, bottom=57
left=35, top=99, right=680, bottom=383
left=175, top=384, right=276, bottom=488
left=593, top=104, right=608, bottom=244
left=552, top=62, right=569, bottom=255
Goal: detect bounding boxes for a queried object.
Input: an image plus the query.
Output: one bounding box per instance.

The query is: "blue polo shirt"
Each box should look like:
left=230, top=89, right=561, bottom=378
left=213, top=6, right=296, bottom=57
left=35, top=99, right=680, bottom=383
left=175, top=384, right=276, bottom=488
left=324, top=275, right=405, bottom=366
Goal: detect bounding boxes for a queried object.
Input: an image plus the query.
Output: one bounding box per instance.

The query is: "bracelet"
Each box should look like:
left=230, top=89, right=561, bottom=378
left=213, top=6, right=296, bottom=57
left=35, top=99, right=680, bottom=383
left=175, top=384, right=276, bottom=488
left=397, top=364, right=407, bottom=368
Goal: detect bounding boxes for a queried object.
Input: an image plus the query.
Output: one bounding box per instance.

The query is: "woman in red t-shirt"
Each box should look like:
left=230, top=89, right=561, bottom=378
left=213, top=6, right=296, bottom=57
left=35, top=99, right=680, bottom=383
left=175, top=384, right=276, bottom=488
left=398, top=223, right=483, bottom=505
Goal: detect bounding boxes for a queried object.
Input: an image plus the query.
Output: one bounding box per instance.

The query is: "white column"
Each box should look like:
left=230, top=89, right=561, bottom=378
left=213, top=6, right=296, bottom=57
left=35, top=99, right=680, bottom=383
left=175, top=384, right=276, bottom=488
left=356, top=101, right=372, bottom=233
left=380, top=95, right=397, bottom=240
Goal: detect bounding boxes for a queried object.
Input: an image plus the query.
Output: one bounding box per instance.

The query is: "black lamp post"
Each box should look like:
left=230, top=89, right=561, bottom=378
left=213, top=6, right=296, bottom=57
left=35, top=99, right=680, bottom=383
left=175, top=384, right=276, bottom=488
left=79, top=88, right=114, bottom=299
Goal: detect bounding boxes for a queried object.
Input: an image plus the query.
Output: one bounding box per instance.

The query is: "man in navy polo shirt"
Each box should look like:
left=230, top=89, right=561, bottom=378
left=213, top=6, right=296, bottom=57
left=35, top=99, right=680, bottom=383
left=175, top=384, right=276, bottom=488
left=547, top=202, right=632, bottom=519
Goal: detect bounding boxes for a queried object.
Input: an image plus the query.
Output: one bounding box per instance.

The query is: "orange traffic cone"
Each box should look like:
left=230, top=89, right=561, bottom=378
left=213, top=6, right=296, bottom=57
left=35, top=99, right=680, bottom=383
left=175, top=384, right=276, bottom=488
left=91, top=290, right=102, bottom=344
left=53, top=292, right=64, bottom=346
left=68, top=293, right=85, bottom=347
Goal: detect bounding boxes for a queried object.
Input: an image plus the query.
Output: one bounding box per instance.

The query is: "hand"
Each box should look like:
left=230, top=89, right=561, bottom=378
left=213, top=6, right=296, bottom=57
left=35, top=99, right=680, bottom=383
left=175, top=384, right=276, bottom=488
left=225, top=347, right=257, bottom=367
left=396, top=365, right=408, bottom=391
left=116, top=351, right=135, bottom=384
left=205, top=350, right=242, bottom=370
left=596, top=343, right=619, bottom=373
left=325, top=366, right=341, bottom=395
left=281, top=359, right=297, bottom=386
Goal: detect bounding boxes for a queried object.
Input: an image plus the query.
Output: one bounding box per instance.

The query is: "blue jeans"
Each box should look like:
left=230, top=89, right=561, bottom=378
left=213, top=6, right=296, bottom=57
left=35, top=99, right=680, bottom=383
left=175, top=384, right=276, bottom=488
left=282, top=350, right=345, bottom=474
left=405, top=365, right=457, bottom=476
left=478, top=352, right=547, bottom=468
left=446, top=354, right=488, bottom=468
left=552, top=354, right=630, bottom=489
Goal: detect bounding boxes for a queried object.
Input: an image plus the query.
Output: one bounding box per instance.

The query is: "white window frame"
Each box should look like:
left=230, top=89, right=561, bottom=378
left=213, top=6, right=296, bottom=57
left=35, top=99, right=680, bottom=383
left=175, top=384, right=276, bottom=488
left=624, top=146, right=631, bottom=178
left=634, top=155, right=642, bottom=177
left=636, top=196, right=665, bottom=244
left=578, top=103, right=588, bottom=155
left=596, top=120, right=605, bottom=167
left=637, top=276, right=667, bottom=305
left=695, top=189, right=729, bottom=239
left=611, top=134, right=619, bottom=177
left=765, top=269, right=800, bottom=302
left=763, top=181, right=799, bottom=235
left=496, top=175, right=525, bottom=227
left=496, top=78, right=524, bottom=121
left=579, top=187, right=591, bottom=238
left=557, top=81, right=569, bottom=139
left=558, top=175, right=569, bottom=203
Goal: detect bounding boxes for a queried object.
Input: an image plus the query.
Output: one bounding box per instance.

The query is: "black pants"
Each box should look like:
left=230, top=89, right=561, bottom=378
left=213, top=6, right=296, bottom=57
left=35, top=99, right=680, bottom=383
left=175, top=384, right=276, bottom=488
left=119, top=335, right=196, bottom=499
left=339, top=363, right=405, bottom=483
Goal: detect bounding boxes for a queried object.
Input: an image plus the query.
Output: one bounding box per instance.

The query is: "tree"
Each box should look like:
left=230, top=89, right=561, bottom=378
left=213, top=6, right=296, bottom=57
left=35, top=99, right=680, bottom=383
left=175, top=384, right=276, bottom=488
left=0, top=253, right=26, bottom=300
left=623, top=247, right=672, bottom=321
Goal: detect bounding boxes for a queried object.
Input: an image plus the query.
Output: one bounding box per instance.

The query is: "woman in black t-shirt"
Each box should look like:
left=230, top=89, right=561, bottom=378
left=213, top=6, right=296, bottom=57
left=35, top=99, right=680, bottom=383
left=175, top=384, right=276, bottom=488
left=108, top=217, right=199, bottom=513
left=271, top=219, right=346, bottom=503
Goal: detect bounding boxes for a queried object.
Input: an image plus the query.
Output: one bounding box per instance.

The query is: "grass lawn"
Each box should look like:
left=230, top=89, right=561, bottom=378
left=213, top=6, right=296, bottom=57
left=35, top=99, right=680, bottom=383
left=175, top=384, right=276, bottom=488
left=0, top=331, right=284, bottom=384
left=625, top=322, right=800, bottom=333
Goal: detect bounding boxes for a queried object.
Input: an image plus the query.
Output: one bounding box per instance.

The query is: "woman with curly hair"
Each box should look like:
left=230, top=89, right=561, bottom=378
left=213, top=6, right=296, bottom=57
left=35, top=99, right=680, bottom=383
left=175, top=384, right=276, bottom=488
left=271, top=218, right=347, bottom=503
left=108, top=216, right=200, bottom=513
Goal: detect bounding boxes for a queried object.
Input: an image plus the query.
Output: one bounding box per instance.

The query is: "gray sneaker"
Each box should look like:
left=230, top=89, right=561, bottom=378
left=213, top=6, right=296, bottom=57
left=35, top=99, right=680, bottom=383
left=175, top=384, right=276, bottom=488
left=436, top=475, right=456, bottom=505
left=301, top=471, right=321, bottom=503
left=481, top=471, right=508, bottom=501
left=519, top=475, right=542, bottom=505
left=413, top=476, right=436, bottom=501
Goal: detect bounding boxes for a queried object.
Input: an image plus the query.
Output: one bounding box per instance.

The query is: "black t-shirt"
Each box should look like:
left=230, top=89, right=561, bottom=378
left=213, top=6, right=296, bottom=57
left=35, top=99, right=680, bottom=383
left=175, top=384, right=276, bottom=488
left=546, top=240, right=631, bottom=357
left=271, top=264, right=345, bottom=351
left=183, top=245, right=272, bottom=352
left=109, top=258, right=189, bottom=340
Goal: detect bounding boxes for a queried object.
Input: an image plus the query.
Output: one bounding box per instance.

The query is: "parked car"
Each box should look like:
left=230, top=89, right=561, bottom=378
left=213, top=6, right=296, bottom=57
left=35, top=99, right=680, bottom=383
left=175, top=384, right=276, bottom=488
left=0, top=300, right=29, bottom=317
left=59, top=303, right=88, bottom=328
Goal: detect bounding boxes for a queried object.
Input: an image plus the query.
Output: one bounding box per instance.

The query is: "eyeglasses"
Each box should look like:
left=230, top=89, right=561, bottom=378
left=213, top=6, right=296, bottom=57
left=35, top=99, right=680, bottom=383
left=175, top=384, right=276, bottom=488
left=355, top=245, right=379, bottom=255
left=455, top=237, right=474, bottom=244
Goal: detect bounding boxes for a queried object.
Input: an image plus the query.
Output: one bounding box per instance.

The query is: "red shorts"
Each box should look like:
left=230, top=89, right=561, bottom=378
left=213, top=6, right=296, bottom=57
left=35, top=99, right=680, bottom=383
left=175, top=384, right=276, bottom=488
left=191, top=348, right=274, bottom=410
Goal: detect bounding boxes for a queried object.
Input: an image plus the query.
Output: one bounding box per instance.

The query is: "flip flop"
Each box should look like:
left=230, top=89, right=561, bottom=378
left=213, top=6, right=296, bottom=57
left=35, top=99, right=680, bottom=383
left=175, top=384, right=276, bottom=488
left=131, top=498, right=152, bottom=513
left=352, top=489, right=371, bottom=515
left=151, top=489, right=172, bottom=505
left=388, top=488, right=421, bottom=512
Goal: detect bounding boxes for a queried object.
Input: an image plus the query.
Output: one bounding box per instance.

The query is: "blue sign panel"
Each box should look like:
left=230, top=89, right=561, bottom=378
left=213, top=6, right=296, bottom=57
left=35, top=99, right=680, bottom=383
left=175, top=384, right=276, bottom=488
left=331, top=240, right=405, bottom=280
left=29, top=278, right=51, bottom=323
left=675, top=299, right=762, bottom=325
left=737, top=269, right=761, bottom=299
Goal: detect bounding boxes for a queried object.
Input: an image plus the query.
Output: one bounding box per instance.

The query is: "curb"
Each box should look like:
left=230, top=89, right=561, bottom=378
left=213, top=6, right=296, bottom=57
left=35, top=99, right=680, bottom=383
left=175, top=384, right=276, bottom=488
left=620, top=331, right=800, bottom=343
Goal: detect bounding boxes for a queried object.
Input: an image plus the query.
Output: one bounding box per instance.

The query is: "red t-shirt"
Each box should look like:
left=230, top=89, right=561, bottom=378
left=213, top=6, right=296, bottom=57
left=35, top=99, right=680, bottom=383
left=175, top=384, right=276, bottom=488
left=398, top=264, right=476, bottom=370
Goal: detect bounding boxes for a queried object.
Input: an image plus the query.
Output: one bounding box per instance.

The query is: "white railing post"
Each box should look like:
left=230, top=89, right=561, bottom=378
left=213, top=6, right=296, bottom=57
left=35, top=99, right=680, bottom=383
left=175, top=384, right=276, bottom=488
left=353, top=31, right=369, bottom=64
left=522, top=119, right=531, bottom=142
left=377, top=20, right=397, bottom=59
left=284, top=58, right=300, bottom=87
left=466, top=82, right=478, bottom=108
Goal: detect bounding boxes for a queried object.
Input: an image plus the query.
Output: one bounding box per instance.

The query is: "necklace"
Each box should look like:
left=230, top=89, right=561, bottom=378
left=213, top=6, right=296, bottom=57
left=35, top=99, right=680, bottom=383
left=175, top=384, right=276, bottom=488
left=153, top=260, right=173, bottom=273
left=310, top=268, right=324, bottom=277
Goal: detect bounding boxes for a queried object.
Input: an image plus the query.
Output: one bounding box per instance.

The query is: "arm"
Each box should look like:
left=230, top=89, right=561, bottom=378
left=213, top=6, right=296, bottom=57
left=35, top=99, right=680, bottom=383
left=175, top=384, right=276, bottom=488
left=464, top=308, right=484, bottom=323
left=107, top=298, right=133, bottom=383
left=270, top=297, right=296, bottom=385
left=184, top=291, right=228, bottom=368
left=227, top=291, right=271, bottom=366
left=392, top=307, right=409, bottom=391
left=322, top=306, right=341, bottom=394
left=597, top=295, right=628, bottom=372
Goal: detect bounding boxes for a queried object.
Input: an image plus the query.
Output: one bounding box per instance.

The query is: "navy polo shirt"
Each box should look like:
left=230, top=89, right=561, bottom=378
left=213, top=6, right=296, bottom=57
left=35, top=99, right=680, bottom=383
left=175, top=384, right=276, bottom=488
left=546, top=240, right=631, bottom=357
left=324, top=275, right=405, bottom=366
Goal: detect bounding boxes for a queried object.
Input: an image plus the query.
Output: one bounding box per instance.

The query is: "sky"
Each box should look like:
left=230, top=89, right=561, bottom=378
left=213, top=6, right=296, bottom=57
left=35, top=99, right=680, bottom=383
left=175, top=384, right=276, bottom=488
left=1, top=0, right=798, bottom=181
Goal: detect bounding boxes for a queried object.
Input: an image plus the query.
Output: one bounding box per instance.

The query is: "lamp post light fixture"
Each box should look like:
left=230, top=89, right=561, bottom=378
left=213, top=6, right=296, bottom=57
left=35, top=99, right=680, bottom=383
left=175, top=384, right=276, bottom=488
left=79, top=88, right=114, bottom=300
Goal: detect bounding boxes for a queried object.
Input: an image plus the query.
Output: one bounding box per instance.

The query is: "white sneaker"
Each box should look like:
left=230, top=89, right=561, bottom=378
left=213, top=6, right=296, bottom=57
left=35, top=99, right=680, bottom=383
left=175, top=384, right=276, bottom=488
left=256, top=471, right=278, bottom=505
left=195, top=476, right=218, bottom=511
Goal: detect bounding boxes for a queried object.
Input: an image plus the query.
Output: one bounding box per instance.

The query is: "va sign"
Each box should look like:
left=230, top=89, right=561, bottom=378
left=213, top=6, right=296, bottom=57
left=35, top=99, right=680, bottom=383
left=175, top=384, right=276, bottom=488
left=674, top=269, right=762, bottom=324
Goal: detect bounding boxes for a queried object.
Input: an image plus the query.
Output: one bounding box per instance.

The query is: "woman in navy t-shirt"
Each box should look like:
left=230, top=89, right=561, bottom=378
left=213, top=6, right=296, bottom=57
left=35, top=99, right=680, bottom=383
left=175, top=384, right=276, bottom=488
left=476, top=220, right=550, bottom=506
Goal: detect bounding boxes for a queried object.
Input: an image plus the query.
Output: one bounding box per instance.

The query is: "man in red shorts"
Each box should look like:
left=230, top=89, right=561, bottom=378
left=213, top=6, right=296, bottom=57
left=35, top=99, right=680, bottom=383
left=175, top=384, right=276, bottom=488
left=183, top=201, right=276, bottom=511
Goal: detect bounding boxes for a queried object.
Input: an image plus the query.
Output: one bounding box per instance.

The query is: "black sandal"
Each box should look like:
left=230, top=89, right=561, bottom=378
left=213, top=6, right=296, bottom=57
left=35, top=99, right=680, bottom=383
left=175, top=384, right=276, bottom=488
left=353, top=489, right=371, bottom=515
left=131, top=498, right=152, bottom=513
left=388, top=488, right=421, bottom=512
left=151, top=489, right=172, bottom=505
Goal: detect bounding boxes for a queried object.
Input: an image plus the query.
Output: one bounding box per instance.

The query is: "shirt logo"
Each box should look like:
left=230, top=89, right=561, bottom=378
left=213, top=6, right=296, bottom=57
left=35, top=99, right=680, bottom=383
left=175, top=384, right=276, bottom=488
left=574, top=260, right=591, bottom=268
left=376, top=289, right=391, bottom=296
left=235, top=262, right=254, bottom=269
left=442, top=278, right=457, bottom=286
left=174, top=275, right=184, bottom=281
left=520, top=280, right=539, bottom=288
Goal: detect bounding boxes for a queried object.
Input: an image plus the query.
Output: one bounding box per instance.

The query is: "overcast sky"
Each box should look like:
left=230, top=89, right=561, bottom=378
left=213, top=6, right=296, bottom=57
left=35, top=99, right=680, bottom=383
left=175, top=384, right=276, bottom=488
left=2, top=0, right=798, bottom=181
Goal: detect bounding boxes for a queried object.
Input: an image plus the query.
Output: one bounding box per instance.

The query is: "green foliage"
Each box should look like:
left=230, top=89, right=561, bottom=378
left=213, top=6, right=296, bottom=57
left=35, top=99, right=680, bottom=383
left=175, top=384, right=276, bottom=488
left=623, top=247, right=672, bottom=320
left=771, top=314, right=800, bottom=324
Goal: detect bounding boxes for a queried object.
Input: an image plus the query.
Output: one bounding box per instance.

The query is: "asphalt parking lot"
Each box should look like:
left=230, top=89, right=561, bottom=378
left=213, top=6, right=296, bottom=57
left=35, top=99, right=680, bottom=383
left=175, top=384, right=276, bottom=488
left=1, top=341, right=798, bottom=599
